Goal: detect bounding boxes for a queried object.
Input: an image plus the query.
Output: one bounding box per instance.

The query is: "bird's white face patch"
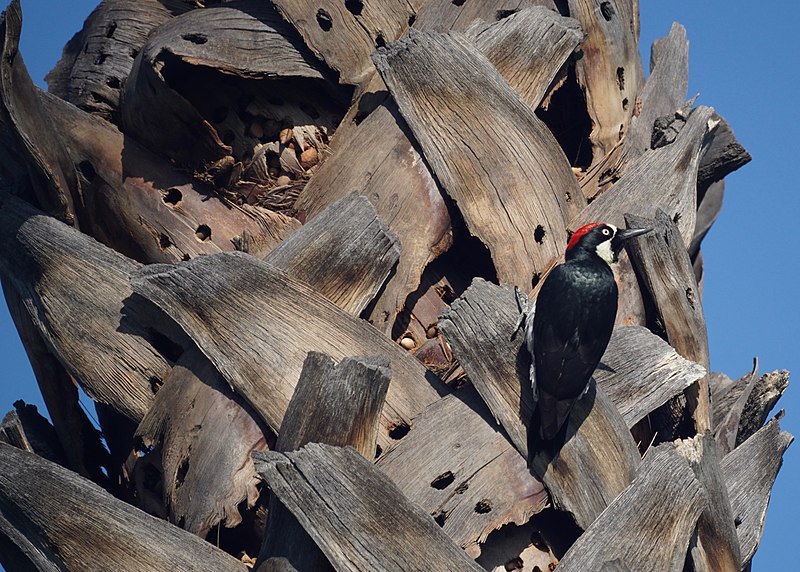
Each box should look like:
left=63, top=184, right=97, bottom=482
left=594, top=224, right=617, bottom=265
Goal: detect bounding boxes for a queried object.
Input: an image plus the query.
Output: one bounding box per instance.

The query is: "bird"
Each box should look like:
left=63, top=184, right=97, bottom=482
left=521, top=222, right=651, bottom=449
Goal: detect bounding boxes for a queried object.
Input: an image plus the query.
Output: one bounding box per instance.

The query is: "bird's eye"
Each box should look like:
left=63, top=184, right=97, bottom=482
left=602, top=228, right=611, bottom=236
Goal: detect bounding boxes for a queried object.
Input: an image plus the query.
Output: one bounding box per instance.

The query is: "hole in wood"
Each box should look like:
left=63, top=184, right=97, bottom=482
left=375, top=444, right=383, bottom=459
left=78, top=160, right=97, bottom=182
left=375, top=33, right=386, bottom=48
left=534, top=225, right=546, bottom=244
left=130, top=47, right=139, bottom=59
left=622, top=97, right=629, bottom=110
left=316, top=9, right=333, bottom=31
left=685, top=287, right=696, bottom=310
left=182, top=32, right=208, bottom=45
left=149, top=376, right=163, bottom=394
left=734, top=516, right=742, bottom=527
left=159, top=233, right=172, bottom=250
left=389, top=422, right=410, bottom=440
left=176, top=458, right=189, bottom=487
left=452, top=0, right=466, bottom=6
left=475, top=498, right=493, bottom=513
left=134, top=437, right=154, bottom=458
left=600, top=1, right=615, bottom=21
left=163, top=188, right=183, bottom=207
left=408, top=14, right=416, bottom=26
left=496, top=9, right=516, bottom=20
left=94, top=53, right=108, bottom=66
left=106, top=76, right=121, bottom=89
left=505, top=556, right=524, bottom=570
left=616, top=67, right=625, bottom=91
left=432, top=510, right=448, bottom=527
left=195, top=224, right=212, bottom=242
left=105, top=21, right=117, bottom=38
left=531, top=272, right=542, bottom=289
left=430, top=471, right=455, bottom=490
left=345, top=0, right=364, bottom=16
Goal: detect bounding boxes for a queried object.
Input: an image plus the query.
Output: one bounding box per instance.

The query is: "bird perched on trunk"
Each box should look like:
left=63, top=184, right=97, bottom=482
left=520, top=222, right=651, bottom=449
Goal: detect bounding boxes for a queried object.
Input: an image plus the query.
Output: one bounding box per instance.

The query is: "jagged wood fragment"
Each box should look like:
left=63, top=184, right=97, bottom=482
left=626, top=211, right=711, bottom=433
left=375, top=29, right=579, bottom=288
left=0, top=442, right=247, bottom=572
left=721, top=418, right=793, bottom=567
left=257, top=353, right=391, bottom=572
left=675, top=433, right=742, bottom=572
left=414, top=0, right=558, bottom=33
left=574, top=105, right=715, bottom=245
left=254, top=444, right=484, bottom=572
left=0, top=192, right=170, bottom=422
left=133, top=348, right=266, bottom=537
left=568, top=0, right=643, bottom=168
left=0, top=0, right=77, bottom=223
left=465, top=8, right=584, bottom=117
left=130, top=252, right=445, bottom=449
left=697, top=115, right=751, bottom=192
left=376, top=388, right=547, bottom=558
left=270, top=0, right=415, bottom=85
left=265, top=192, right=400, bottom=315
left=556, top=444, right=705, bottom=572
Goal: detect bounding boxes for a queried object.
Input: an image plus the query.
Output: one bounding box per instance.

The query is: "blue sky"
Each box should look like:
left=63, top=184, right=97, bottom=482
left=2, top=1, right=796, bottom=568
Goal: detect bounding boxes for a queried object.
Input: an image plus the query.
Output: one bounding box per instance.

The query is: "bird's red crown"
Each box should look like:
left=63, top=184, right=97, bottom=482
left=566, top=222, right=603, bottom=252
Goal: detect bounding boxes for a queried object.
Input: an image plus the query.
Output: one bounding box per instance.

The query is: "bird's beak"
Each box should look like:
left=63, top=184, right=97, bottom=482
left=616, top=227, right=652, bottom=242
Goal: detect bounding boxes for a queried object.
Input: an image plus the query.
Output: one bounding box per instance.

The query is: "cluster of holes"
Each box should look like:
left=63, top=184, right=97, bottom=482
left=317, top=9, right=333, bottom=31
left=430, top=471, right=455, bottom=490
left=534, top=225, right=546, bottom=244
left=195, top=224, right=212, bottom=242
left=182, top=33, right=208, bottom=45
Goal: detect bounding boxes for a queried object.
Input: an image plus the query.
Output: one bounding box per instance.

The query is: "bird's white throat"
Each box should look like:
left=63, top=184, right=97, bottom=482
left=595, top=237, right=614, bottom=265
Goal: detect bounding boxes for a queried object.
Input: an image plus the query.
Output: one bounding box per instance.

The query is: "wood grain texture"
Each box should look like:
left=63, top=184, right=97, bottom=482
left=568, top=0, right=643, bottom=167
left=270, top=0, right=415, bottom=85
left=697, top=114, right=751, bottom=192
left=556, top=444, right=705, bottom=572
left=259, top=353, right=391, bottom=572
left=265, top=192, right=400, bottom=315
left=466, top=8, right=584, bottom=118
left=414, top=0, right=558, bottom=33
left=133, top=348, right=266, bottom=537
left=0, top=191, right=169, bottom=422
left=375, top=30, right=580, bottom=288
left=130, top=251, right=445, bottom=448
left=721, top=418, right=793, bottom=567
left=625, top=210, right=711, bottom=433
left=0, top=442, right=247, bottom=572
left=45, top=0, right=180, bottom=122
left=376, top=388, right=547, bottom=558
left=573, top=105, right=715, bottom=245
left=0, top=0, right=77, bottom=223
left=254, top=444, right=484, bottom=572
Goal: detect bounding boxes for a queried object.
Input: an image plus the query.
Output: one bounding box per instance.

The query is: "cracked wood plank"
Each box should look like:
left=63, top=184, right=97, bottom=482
left=0, top=442, right=247, bottom=572
left=414, top=0, right=558, bottom=33
left=254, top=443, right=484, bottom=572
left=130, top=252, right=445, bottom=450
left=375, top=29, right=579, bottom=288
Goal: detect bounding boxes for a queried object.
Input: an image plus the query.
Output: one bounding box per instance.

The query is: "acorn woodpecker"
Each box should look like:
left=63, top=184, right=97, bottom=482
left=523, top=222, right=651, bottom=447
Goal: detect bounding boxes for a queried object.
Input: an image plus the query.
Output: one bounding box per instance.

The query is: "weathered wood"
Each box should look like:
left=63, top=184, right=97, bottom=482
left=265, top=192, right=400, bottom=315
left=133, top=348, right=266, bottom=537
left=0, top=0, right=77, bottom=223
left=45, top=0, right=181, bottom=122
left=376, top=388, right=547, bottom=558
left=0, top=191, right=170, bottom=422
left=465, top=8, right=584, bottom=115
left=258, top=353, right=391, bottom=572
left=37, top=90, right=299, bottom=263
left=697, top=115, right=751, bottom=192
left=130, top=252, right=445, bottom=448
left=122, top=4, right=341, bottom=169
left=0, top=442, right=247, bottom=572
left=675, top=433, right=741, bottom=572
left=375, top=30, right=581, bottom=288
left=690, top=179, right=724, bottom=260
left=0, top=403, right=65, bottom=468
left=568, top=0, right=643, bottom=169
left=573, top=105, right=715, bottom=245
left=721, top=418, right=793, bottom=567
left=254, top=444, right=485, bottom=572
left=414, top=0, right=558, bottom=33
left=556, top=444, right=705, bottom=572
left=270, top=0, right=415, bottom=85
left=626, top=211, right=711, bottom=433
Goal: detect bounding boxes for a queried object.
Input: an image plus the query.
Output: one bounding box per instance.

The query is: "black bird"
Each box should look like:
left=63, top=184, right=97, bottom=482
left=524, top=222, right=651, bottom=446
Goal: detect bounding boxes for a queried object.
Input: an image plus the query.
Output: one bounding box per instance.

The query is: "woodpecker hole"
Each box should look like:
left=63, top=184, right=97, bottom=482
left=474, top=499, right=493, bottom=513
left=685, top=287, right=697, bottom=310
left=452, top=0, right=466, bottom=6
left=182, top=33, right=208, bottom=45
left=94, top=53, right=108, bottom=65
left=159, top=233, right=172, bottom=250
left=565, top=190, right=573, bottom=203
left=600, top=1, right=615, bottom=21
left=176, top=458, right=190, bottom=488
left=149, top=376, right=163, bottom=394
left=316, top=9, right=333, bottom=31
left=78, top=160, right=97, bottom=182
left=105, top=21, right=117, bottom=38
left=454, top=482, right=469, bottom=494
left=195, top=224, right=212, bottom=242
left=432, top=510, right=448, bottom=527
left=408, top=14, right=416, bottom=26
left=182, top=253, right=191, bottom=261
left=616, top=67, right=625, bottom=91
left=734, top=516, right=743, bottom=527
left=106, top=76, right=121, bottom=89
left=163, top=188, right=183, bottom=207
left=375, top=33, right=386, bottom=48
left=130, top=47, right=139, bottom=59
left=344, top=0, right=364, bottom=16
left=534, top=225, right=546, bottom=244
left=622, top=97, right=629, bottom=110
left=389, top=422, right=410, bottom=440
left=531, top=272, right=542, bottom=289
left=496, top=9, right=517, bottom=20
left=431, top=471, right=455, bottom=490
